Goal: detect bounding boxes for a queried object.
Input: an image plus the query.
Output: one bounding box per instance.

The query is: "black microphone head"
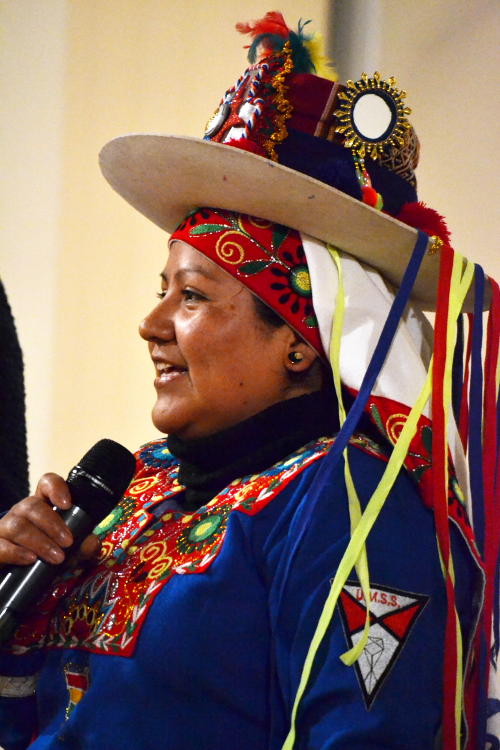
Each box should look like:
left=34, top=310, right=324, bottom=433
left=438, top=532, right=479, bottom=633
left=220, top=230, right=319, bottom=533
left=67, top=439, right=136, bottom=524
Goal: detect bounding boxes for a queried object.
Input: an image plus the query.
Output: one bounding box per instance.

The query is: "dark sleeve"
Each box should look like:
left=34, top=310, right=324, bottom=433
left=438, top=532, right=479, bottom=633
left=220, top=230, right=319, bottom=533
left=0, top=280, right=29, bottom=511
left=265, top=446, right=478, bottom=749
left=0, top=649, right=44, bottom=749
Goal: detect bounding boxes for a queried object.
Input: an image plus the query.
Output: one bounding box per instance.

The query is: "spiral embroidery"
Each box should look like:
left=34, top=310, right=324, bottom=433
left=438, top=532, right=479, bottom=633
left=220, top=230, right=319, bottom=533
left=127, top=475, right=161, bottom=495
left=215, top=231, right=246, bottom=264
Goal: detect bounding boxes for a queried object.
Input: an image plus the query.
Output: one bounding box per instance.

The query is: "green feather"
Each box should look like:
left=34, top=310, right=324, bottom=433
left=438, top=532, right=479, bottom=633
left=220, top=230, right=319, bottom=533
left=246, top=20, right=316, bottom=74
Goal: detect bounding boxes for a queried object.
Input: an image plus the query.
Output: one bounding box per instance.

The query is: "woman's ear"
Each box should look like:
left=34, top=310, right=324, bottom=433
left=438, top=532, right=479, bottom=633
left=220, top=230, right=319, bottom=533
left=284, top=337, right=318, bottom=373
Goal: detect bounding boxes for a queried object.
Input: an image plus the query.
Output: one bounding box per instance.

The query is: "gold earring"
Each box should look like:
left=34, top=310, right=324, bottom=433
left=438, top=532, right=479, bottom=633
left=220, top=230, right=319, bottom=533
left=288, top=351, right=304, bottom=365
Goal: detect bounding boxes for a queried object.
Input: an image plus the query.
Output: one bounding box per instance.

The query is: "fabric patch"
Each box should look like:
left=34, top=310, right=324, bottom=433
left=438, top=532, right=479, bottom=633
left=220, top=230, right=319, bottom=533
left=0, top=673, right=38, bottom=698
left=338, top=580, right=429, bottom=708
left=63, top=663, right=89, bottom=719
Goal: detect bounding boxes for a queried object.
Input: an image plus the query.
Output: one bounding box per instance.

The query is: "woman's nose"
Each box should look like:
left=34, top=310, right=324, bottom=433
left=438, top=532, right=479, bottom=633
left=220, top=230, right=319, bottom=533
left=139, top=299, right=174, bottom=343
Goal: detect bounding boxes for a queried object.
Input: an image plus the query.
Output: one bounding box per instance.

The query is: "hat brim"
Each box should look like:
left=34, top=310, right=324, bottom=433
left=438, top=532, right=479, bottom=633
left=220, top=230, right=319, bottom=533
left=99, top=134, right=481, bottom=311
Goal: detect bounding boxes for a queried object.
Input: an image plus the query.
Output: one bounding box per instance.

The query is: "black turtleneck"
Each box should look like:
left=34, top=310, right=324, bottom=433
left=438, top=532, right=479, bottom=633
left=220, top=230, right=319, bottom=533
left=166, top=390, right=340, bottom=510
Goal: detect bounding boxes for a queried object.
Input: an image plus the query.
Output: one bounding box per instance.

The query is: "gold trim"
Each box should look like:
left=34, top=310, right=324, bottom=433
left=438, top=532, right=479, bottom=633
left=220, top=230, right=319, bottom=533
left=334, top=72, right=412, bottom=160
left=263, top=41, right=294, bottom=161
left=427, top=235, right=444, bottom=255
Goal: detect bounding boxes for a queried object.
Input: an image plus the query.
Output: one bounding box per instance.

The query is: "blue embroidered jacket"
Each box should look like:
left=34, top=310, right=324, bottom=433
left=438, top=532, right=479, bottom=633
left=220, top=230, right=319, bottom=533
left=0, top=437, right=480, bottom=749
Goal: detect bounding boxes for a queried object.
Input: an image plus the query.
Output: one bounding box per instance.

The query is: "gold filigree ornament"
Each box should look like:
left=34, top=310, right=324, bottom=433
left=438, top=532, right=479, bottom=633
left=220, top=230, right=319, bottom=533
left=334, top=72, right=412, bottom=161
left=263, top=40, right=295, bottom=161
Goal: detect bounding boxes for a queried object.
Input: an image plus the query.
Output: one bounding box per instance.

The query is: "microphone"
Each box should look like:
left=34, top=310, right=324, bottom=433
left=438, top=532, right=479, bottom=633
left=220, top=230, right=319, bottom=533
left=0, top=439, right=136, bottom=645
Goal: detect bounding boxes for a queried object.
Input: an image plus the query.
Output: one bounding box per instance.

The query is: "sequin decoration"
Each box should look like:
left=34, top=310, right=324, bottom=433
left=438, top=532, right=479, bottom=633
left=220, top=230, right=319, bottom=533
left=204, top=46, right=295, bottom=162
left=262, top=40, right=294, bottom=161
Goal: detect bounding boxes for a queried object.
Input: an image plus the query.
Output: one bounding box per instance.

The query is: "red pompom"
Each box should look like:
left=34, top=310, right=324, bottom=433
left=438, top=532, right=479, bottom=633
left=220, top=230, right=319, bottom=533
left=396, top=201, right=452, bottom=248
left=362, top=186, right=379, bottom=207
left=236, top=11, right=290, bottom=39
left=225, top=138, right=267, bottom=157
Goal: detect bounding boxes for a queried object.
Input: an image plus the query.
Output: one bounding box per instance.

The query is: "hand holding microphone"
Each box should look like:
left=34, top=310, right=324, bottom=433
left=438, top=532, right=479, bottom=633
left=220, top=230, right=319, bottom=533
left=0, top=439, right=136, bottom=644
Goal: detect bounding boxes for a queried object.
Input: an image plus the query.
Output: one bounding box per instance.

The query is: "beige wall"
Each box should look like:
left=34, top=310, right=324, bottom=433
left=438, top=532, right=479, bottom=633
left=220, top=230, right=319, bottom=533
left=1, top=0, right=67, bottom=485
left=1, top=1, right=498, bottom=487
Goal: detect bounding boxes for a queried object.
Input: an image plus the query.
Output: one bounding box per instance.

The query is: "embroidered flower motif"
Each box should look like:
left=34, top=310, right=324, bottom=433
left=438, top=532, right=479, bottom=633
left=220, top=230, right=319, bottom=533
left=94, top=494, right=138, bottom=538
left=94, top=506, right=124, bottom=537
left=177, top=512, right=227, bottom=555
left=269, top=256, right=317, bottom=327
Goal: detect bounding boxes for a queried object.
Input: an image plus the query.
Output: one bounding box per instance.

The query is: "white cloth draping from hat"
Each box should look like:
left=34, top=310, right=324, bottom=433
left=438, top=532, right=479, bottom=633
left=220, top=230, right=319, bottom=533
left=301, top=233, right=471, bottom=514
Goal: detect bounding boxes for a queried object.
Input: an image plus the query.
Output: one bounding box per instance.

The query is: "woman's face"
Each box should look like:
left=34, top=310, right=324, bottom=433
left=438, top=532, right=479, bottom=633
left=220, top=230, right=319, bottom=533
left=139, top=240, right=306, bottom=439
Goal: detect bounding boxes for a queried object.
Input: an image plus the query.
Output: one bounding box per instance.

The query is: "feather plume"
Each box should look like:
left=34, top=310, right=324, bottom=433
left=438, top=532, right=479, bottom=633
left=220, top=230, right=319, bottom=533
left=303, top=33, right=337, bottom=81
left=396, top=202, right=452, bottom=248
left=235, top=11, right=290, bottom=39
left=236, top=11, right=321, bottom=73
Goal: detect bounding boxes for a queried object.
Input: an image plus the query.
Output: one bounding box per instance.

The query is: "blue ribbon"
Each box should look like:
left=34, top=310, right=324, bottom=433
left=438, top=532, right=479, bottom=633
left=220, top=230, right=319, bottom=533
left=469, top=265, right=485, bottom=556
left=452, top=314, right=464, bottom=426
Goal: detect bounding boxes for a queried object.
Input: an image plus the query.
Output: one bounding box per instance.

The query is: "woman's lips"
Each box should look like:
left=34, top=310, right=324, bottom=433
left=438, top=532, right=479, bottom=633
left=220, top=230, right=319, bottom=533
left=154, top=365, right=188, bottom=388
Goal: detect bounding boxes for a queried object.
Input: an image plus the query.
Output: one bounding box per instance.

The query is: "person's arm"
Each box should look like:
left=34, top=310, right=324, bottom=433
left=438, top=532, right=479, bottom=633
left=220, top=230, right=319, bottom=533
left=269, top=446, right=477, bottom=749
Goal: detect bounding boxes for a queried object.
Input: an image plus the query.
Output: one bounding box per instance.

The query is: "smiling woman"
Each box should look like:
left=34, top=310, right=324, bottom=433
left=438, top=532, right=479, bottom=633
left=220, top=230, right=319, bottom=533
left=0, top=11, right=498, bottom=750
left=140, top=241, right=320, bottom=439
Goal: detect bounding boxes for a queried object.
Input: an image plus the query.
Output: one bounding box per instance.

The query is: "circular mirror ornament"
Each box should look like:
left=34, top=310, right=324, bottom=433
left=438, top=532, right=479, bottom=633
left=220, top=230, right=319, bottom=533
left=205, top=99, right=232, bottom=138
left=334, top=72, right=412, bottom=160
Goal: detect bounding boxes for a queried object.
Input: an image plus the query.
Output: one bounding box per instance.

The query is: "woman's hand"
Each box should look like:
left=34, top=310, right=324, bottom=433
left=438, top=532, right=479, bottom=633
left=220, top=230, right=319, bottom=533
left=0, top=473, right=100, bottom=567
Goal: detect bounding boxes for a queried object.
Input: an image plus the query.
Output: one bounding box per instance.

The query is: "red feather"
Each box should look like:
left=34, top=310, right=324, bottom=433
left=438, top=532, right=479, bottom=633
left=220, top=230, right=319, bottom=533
left=396, top=201, right=453, bottom=248
left=236, top=11, right=290, bottom=39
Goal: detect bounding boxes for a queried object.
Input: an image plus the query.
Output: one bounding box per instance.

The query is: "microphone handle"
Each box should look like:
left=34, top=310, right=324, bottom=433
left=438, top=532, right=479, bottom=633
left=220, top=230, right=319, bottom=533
left=0, top=505, right=93, bottom=645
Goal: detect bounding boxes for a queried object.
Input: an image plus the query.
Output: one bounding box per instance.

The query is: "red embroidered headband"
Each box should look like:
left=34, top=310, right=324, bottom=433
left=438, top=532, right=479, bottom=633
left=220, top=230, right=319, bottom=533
left=170, top=207, right=324, bottom=356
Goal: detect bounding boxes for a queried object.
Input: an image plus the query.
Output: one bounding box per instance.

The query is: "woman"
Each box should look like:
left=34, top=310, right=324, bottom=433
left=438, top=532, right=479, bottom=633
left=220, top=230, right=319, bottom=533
left=0, top=12, right=498, bottom=750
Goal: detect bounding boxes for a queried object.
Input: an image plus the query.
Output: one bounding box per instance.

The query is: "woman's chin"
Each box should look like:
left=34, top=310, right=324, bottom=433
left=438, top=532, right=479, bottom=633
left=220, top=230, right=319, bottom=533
left=151, top=402, right=182, bottom=436
left=151, top=400, right=199, bottom=438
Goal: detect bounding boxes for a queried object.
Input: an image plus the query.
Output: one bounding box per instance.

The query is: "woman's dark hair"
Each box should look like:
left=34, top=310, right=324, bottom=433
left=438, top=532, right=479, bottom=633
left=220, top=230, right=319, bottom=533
left=252, top=295, right=286, bottom=329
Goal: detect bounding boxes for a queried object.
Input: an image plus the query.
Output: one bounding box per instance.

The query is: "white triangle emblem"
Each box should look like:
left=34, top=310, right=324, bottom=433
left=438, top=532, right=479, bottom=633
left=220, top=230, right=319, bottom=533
left=338, top=581, right=429, bottom=708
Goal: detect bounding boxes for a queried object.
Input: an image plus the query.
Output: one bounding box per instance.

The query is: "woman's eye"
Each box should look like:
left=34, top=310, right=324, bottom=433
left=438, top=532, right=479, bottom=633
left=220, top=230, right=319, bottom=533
left=155, top=289, right=206, bottom=302
left=182, top=289, right=205, bottom=302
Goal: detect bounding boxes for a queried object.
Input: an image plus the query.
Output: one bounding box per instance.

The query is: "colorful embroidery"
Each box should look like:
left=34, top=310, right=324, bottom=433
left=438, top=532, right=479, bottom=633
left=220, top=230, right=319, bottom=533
left=11, top=436, right=347, bottom=657
left=203, top=50, right=294, bottom=161
left=338, top=581, right=429, bottom=708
